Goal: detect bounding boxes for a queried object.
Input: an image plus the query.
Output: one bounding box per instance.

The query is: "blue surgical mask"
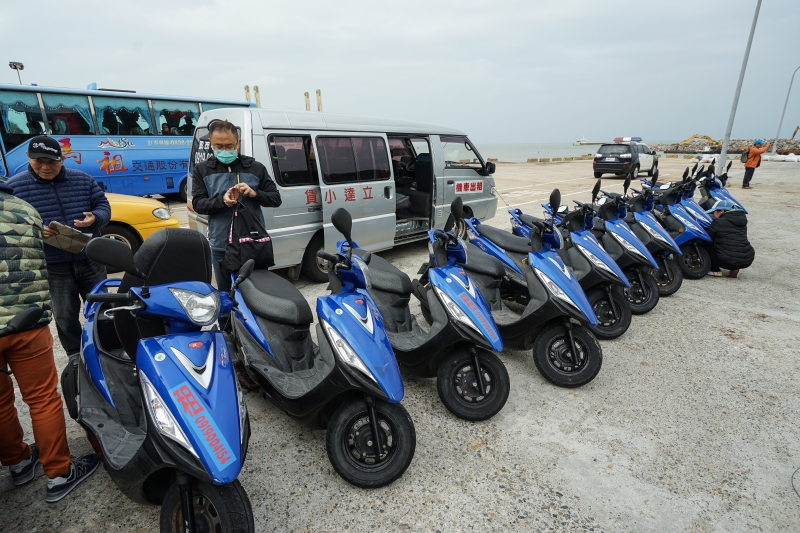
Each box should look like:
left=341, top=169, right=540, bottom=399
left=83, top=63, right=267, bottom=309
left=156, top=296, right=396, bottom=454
left=213, top=149, right=238, bottom=165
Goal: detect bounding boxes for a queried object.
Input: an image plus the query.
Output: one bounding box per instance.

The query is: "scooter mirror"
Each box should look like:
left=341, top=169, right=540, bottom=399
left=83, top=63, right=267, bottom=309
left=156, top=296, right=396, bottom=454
left=727, top=161, right=732, bottom=172
left=708, top=163, right=715, bottom=176
left=623, top=174, right=631, bottom=194
left=691, top=162, right=698, bottom=176
left=86, top=237, right=136, bottom=275
left=548, top=189, right=561, bottom=220
left=591, top=179, right=601, bottom=203
left=653, top=168, right=660, bottom=184
left=330, top=208, right=353, bottom=243
left=450, top=196, right=463, bottom=222
left=5, top=306, right=44, bottom=334
left=682, top=167, right=689, bottom=181
left=231, top=259, right=255, bottom=292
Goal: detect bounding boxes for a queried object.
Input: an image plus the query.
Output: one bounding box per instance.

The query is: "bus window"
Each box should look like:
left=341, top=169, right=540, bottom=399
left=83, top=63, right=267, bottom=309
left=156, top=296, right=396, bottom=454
left=269, top=135, right=319, bottom=186
left=92, top=96, right=153, bottom=136
left=200, top=102, right=249, bottom=112
left=353, top=137, right=390, bottom=181
left=41, top=93, right=95, bottom=135
left=317, top=137, right=357, bottom=184
left=0, top=90, right=46, bottom=151
left=154, top=100, right=198, bottom=136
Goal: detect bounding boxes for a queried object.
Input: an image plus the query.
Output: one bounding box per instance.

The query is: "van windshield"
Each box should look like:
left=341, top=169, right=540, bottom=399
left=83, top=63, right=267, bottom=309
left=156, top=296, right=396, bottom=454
left=598, top=144, right=631, bottom=155
left=441, top=135, right=484, bottom=169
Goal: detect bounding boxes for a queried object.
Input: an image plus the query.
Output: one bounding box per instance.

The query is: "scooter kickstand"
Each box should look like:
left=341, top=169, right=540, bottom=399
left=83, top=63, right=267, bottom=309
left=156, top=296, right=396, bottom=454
left=469, top=345, right=487, bottom=396
left=176, top=473, right=196, bottom=533
left=365, top=396, right=383, bottom=461
left=563, top=320, right=581, bottom=368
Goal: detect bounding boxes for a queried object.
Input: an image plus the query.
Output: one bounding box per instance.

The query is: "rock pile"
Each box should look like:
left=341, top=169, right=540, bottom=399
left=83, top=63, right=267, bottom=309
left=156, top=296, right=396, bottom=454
left=651, top=138, right=800, bottom=154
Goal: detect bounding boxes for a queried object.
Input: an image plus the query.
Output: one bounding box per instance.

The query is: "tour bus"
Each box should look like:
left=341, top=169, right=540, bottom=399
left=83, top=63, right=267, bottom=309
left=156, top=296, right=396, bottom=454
left=0, top=84, right=253, bottom=200
left=187, top=108, right=498, bottom=282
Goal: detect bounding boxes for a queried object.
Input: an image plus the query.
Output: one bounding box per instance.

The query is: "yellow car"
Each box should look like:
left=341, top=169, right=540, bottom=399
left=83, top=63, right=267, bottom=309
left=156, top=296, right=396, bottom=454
left=100, top=193, right=181, bottom=253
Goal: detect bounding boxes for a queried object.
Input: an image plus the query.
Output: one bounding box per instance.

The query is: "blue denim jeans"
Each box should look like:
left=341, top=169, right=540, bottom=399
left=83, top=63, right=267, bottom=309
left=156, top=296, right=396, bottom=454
left=47, top=259, right=107, bottom=357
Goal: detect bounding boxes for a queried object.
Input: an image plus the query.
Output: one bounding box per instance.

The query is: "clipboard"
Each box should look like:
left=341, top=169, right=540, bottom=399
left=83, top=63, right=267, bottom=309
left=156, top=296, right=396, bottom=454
left=44, top=221, right=92, bottom=254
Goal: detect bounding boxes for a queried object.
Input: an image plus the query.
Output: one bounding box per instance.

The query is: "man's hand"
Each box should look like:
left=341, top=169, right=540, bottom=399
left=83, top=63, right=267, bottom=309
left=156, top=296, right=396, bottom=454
left=223, top=187, right=240, bottom=207
left=43, top=225, right=58, bottom=239
left=234, top=183, right=257, bottom=198
left=74, top=212, right=96, bottom=228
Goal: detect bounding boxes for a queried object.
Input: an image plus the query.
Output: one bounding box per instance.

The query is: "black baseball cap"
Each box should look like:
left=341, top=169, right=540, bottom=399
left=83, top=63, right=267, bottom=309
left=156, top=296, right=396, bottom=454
left=27, top=136, right=62, bottom=161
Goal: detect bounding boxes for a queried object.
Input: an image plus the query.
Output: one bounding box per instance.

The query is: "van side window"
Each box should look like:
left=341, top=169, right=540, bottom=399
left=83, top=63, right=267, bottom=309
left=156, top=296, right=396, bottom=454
left=0, top=90, right=46, bottom=151
left=269, top=135, right=319, bottom=186
left=317, top=137, right=358, bottom=184
left=40, top=93, right=95, bottom=135
left=353, top=137, right=390, bottom=181
left=93, top=96, right=154, bottom=136
left=440, top=135, right=484, bottom=169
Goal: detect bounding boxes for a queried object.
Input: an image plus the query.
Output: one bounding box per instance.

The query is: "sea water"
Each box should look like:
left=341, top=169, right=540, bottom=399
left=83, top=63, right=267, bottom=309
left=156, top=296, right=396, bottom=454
left=474, top=142, right=673, bottom=162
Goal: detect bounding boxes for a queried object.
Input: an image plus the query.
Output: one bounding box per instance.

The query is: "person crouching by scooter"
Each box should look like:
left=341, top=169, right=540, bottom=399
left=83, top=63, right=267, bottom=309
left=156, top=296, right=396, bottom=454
left=0, top=181, right=98, bottom=502
left=705, top=200, right=755, bottom=279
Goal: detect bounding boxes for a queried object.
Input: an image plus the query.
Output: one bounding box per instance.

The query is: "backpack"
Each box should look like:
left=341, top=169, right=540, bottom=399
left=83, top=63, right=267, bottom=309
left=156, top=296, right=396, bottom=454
left=740, top=150, right=749, bottom=163
left=223, top=201, right=274, bottom=271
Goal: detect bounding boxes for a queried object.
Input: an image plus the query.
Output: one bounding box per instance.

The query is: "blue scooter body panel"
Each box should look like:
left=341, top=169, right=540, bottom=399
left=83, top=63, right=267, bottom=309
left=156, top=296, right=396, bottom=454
left=317, top=291, right=404, bottom=403
left=569, top=229, right=631, bottom=287
left=603, top=219, right=660, bottom=269
left=680, top=198, right=713, bottom=228
left=428, top=265, right=503, bottom=351
left=632, top=211, right=682, bottom=255
left=81, top=314, right=116, bottom=408
left=136, top=331, right=242, bottom=484
left=710, top=187, right=747, bottom=213
left=668, top=204, right=713, bottom=245
left=464, top=219, right=525, bottom=275
left=528, top=249, right=598, bottom=326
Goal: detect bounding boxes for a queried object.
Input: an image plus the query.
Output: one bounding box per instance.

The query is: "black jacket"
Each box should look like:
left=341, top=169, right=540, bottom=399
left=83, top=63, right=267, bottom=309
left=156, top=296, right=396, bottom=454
left=191, top=155, right=281, bottom=251
left=707, top=210, right=755, bottom=268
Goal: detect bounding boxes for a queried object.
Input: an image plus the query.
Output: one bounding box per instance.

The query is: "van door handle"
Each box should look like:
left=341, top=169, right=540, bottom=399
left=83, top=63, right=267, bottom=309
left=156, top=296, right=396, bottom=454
left=384, top=186, right=393, bottom=199
left=447, top=180, right=454, bottom=185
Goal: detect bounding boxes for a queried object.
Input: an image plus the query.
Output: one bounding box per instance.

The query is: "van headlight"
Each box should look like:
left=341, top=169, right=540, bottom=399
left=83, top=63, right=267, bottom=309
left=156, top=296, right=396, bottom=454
left=152, top=207, right=171, bottom=220
left=611, top=232, right=648, bottom=261
left=434, top=287, right=481, bottom=334
left=575, top=244, right=617, bottom=277
left=533, top=268, right=580, bottom=311
left=141, top=373, right=198, bottom=458
left=321, top=319, right=377, bottom=384
left=170, top=288, right=220, bottom=325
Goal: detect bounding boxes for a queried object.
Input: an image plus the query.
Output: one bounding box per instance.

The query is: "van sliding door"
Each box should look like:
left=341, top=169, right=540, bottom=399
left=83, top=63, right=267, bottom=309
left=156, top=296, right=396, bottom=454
left=314, top=134, right=396, bottom=253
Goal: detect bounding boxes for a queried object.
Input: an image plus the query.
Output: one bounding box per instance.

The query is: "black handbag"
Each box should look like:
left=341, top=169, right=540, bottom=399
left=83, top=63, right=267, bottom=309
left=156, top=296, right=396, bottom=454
left=223, top=200, right=274, bottom=271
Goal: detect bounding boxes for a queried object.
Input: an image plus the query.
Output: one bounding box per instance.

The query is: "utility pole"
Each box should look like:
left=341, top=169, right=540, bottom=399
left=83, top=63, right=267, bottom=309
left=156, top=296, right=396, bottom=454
left=304, top=92, right=310, bottom=111
left=770, top=65, right=800, bottom=154
left=316, top=89, right=322, bottom=112
left=718, top=0, right=761, bottom=171
left=8, top=62, right=24, bottom=84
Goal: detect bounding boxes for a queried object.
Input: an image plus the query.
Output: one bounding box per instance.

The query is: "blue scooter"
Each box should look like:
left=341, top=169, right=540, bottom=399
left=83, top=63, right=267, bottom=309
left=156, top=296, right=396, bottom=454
left=643, top=166, right=713, bottom=229
left=229, top=209, right=415, bottom=489
left=698, top=161, right=747, bottom=213
left=463, top=189, right=603, bottom=388
left=65, top=230, right=254, bottom=533
left=355, top=198, right=509, bottom=422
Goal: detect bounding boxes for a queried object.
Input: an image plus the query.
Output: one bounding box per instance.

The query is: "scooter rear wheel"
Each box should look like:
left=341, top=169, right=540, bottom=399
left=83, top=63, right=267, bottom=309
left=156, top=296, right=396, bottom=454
left=533, top=324, right=602, bottom=387
left=160, top=478, right=254, bottom=533
left=437, top=348, right=510, bottom=421
left=623, top=269, right=660, bottom=314
left=587, top=286, right=631, bottom=340
left=653, top=257, right=683, bottom=296
left=326, top=399, right=416, bottom=488
left=678, top=243, right=711, bottom=279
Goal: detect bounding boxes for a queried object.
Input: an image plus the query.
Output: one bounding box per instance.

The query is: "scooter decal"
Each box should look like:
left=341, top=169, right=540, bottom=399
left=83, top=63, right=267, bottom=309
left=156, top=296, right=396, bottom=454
left=170, top=382, right=237, bottom=470
left=548, top=256, right=572, bottom=279
left=457, top=294, right=498, bottom=342
left=170, top=345, right=214, bottom=389
left=342, top=302, right=374, bottom=334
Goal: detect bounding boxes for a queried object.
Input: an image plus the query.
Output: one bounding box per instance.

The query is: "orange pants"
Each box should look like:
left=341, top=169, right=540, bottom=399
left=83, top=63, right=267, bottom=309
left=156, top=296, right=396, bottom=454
left=0, top=326, right=71, bottom=478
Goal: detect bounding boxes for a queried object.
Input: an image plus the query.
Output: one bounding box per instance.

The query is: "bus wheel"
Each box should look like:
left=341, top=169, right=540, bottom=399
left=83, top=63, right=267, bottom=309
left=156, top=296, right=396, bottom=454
left=302, top=232, right=329, bottom=283
left=177, top=179, right=188, bottom=202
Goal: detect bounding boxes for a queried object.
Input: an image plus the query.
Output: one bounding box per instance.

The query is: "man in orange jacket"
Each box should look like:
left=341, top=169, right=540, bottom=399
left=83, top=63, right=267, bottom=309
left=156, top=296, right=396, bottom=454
left=742, top=139, right=770, bottom=189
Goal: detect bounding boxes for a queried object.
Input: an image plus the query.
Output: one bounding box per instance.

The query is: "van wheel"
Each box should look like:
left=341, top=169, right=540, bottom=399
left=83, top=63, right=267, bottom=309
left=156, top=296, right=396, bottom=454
left=302, top=232, right=329, bottom=283
left=631, top=164, right=640, bottom=177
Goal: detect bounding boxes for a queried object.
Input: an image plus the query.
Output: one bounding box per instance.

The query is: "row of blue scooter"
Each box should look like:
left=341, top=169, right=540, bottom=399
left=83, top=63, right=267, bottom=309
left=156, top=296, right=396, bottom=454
left=49, top=160, right=742, bottom=532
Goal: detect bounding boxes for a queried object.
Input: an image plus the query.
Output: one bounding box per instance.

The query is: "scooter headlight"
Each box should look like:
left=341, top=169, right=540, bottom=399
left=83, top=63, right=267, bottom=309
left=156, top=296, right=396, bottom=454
left=575, top=244, right=619, bottom=277
left=611, top=231, right=648, bottom=261
left=140, top=373, right=198, bottom=458
left=170, top=288, right=220, bottom=326
left=433, top=287, right=482, bottom=335
left=639, top=221, right=671, bottom=247
left=321, top=319, right=377, bottom=384
left=533, top=268, right=580, bottom=311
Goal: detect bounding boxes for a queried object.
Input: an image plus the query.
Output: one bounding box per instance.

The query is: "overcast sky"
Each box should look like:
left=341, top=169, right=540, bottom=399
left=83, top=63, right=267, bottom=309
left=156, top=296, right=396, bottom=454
left=2, top=0, right=798, bottom=144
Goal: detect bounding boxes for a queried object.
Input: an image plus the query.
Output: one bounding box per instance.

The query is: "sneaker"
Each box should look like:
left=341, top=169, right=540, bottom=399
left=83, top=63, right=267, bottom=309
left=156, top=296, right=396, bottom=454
left=707, top=271, right=723, bottom=277
left=46, top=453, right=99, bottom=503
left=742, top=185, right=753, bottom=189
left=9, top=443, right=39, bottom=486
left=728, top=269, right=740, bottom=278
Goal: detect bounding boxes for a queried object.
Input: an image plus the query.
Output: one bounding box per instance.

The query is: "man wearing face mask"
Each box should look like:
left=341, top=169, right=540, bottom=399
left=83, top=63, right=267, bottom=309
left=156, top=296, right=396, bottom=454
left=191, top=119, right=282, bottom=294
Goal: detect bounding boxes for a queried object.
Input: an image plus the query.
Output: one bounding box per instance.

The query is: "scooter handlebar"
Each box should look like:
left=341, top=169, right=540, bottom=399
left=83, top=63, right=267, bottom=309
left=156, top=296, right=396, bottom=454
left=86, top=292, right=134, bottom=304
left=316, top=251, right=341, bottom=265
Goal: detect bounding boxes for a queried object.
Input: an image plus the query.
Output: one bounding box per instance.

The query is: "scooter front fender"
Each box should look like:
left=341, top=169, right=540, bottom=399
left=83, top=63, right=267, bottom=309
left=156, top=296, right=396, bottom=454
left=136, top=332, right=243, bottom=485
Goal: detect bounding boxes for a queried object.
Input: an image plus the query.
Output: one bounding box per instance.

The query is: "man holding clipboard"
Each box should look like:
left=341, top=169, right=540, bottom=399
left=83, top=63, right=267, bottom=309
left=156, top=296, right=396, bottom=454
left=7, top=136, right=111, bottom=360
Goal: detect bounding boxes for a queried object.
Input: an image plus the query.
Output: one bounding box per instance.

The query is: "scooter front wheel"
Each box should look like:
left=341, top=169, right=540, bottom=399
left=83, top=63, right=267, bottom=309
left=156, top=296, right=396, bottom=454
left=653, top=257, right=683, bottom=296
left=437, top=348, right=510, bottom=421
left=678, top=243, right=711, bottom=279
left=326, top=399, right=416, bottom=488
left=623, top=269, right=660, bottom=314
left=160, top=478, right=254, bottom=533
left=533, top=324, right=602, bottom=387
left=587, top=286, right=632, bottom=340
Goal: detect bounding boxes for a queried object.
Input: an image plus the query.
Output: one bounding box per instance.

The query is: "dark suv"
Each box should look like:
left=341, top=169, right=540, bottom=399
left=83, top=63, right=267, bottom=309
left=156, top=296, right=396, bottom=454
left=593, top=141, right=658, bottom=179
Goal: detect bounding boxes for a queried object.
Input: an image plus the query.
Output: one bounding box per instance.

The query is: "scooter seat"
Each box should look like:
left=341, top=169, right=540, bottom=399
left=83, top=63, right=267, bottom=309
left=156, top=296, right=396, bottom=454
left=354, top=249, right=413, bottom=295
left=518, top=214, right=546, bottom=229
left=240, top=270, right=313, bottom=326
left=475, top=224, right=532, bottom=254
left=463, top=242, right=505, bottom=278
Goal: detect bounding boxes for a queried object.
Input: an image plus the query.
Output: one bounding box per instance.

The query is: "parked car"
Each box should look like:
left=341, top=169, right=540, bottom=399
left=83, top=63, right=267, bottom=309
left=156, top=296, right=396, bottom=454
left=593, top=137, right=658, bottom=179
left=101, top=193, right=180, bottom=254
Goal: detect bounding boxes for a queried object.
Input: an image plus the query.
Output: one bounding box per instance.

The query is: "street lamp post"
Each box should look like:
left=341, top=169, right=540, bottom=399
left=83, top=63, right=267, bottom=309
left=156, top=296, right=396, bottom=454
left=8, top=62, right=24, bottom=84
left=770, top=65, right=800, bottom=154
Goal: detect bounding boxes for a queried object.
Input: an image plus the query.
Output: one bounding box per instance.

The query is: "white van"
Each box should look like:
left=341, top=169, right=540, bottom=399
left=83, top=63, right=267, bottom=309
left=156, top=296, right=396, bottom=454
left=187, top=109, right=498, bottom=282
